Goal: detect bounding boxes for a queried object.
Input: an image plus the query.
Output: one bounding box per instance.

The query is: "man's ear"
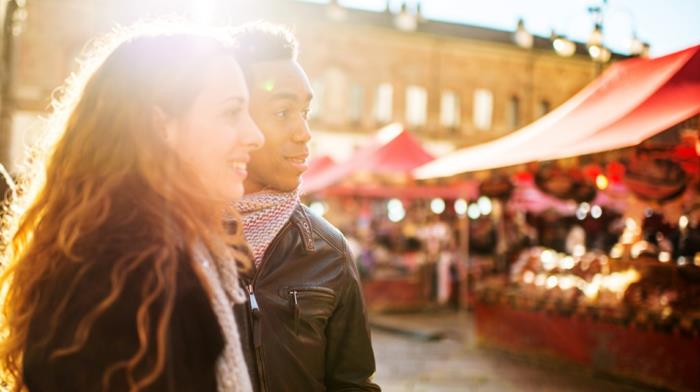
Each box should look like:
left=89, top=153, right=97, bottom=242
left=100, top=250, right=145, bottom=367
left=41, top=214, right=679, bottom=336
left=152, top=106, right=178, bottom=147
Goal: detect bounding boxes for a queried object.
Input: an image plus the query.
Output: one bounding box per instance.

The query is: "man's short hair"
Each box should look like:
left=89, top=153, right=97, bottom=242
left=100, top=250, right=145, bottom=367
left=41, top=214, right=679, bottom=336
left=231, top=22, right=298, bottom=75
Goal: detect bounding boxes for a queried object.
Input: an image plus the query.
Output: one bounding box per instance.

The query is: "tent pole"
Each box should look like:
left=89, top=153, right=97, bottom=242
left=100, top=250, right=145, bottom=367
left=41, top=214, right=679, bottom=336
left=459, top=211, right=470, bottom=310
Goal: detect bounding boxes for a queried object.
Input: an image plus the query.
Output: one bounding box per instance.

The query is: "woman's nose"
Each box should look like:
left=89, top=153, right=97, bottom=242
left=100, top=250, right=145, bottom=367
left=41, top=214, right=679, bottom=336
left=241, top=113, right=264, bottom=150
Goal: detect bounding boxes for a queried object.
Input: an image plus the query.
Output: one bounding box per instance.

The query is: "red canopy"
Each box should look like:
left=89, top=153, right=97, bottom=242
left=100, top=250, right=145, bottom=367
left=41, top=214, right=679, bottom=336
left=302, top=155, right=335, bottom=180
left=415, top=45, right=700, bottom=179
left=314, top=182, right=478, bottom=200
left=302, top=127, right=435, bottom=194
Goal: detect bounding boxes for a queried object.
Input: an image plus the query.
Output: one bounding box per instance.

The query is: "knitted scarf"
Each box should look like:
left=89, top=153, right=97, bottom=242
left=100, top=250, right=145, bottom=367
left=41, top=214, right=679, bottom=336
left=192, top=242, right=252, bottom=392
left=233, top=190, right=300, bottom=268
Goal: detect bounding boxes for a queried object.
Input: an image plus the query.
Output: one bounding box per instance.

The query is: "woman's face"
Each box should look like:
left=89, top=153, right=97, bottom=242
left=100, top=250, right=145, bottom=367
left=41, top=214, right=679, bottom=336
left=166, top=55, right=264, bottom=203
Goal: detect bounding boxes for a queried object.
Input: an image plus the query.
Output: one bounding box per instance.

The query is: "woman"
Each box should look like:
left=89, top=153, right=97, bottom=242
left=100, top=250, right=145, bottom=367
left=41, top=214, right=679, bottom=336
left=0, top=23, right=263, bottom=391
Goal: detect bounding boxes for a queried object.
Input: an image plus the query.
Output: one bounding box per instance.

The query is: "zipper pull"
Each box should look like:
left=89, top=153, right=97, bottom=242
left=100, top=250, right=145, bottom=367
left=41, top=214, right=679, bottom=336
left=247, top=284, right=262, bottom=349
left=290, top=290, right=300, bottom=335
left=248, top=284, right=260, bottom=316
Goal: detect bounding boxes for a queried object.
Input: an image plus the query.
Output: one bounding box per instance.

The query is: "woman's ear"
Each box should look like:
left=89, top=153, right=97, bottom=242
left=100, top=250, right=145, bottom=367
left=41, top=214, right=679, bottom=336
left=152, top=106, right=178, bottom=147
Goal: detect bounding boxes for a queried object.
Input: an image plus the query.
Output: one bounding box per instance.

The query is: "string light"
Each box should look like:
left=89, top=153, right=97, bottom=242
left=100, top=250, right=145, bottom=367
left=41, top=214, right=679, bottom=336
left=454, top=199, right=468, bottom=215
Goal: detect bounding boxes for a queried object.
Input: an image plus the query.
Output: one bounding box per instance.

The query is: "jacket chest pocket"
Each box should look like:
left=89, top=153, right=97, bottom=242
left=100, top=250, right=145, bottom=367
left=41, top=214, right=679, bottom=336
left=287, top=287, right=336, bottom=337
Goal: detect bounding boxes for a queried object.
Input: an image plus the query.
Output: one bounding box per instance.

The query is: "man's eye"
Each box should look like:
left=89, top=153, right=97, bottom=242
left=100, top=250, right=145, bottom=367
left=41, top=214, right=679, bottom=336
left=275, top=110, right=288, bottom=118
left=301, top=108, right=311, bottom=120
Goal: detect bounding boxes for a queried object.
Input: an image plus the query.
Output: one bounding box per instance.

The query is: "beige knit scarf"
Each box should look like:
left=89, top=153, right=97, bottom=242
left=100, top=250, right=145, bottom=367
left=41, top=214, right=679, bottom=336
left=192, top=241, right=252, bottom=392
left=233, top=190, right=300, bottom=268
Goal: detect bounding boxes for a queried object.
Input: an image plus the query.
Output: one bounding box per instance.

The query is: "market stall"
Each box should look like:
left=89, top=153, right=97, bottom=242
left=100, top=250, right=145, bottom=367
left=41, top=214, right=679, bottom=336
left=302, top=124, right=435, bottom=194
left=302, top=125, right=477, bottom=311
left=414, top=45, right=700, bottom=391
left=415, top=45, right=700, bottom=178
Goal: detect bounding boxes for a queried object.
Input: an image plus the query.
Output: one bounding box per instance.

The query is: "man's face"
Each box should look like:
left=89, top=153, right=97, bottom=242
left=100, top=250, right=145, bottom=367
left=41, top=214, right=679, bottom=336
left=244, top=59, right=313, bottom=193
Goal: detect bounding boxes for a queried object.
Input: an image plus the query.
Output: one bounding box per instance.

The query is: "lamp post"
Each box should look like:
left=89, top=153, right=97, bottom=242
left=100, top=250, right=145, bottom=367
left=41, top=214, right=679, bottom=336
left=551, top=31, right=576, bottom=57
left=513, top=18, right=533, bottom=49
left=514, top=0, right=649, bottom=67
left=512, top=19, right=538, bottom=125
left=326, top=0, right=347, bottom=22
left=394, top=1, right=418, bottom=32
left=586, top=3, right=611, bottom=65
left=0, top=0, right=26, bottom=168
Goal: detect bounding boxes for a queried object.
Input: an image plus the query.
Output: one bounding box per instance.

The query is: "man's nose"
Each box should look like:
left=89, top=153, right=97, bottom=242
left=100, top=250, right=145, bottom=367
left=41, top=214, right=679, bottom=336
left=291, top=118, right=311, bottom=144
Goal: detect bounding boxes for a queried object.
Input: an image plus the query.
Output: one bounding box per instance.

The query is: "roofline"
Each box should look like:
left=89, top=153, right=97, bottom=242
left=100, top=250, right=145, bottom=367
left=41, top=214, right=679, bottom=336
left=245, top=0, right=629, bottom=60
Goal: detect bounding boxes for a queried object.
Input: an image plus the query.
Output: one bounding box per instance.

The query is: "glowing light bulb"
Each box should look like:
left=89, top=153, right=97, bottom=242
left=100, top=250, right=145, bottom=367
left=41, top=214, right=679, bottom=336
left=309, top=201, right=327, bottom=217
left=468, top=203, right=481, bottom=220
left=430, top=198, right=446, bottom=215
left=477, top=196, right=492, bottom=215
left=596, top=174, right=608, bottom=190
left=454, top=199, right=468, bottom=215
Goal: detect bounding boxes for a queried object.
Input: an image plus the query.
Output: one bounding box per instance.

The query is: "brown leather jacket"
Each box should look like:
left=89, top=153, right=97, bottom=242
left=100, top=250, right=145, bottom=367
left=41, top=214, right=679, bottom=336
left=235, top=204, right=380, bottom=391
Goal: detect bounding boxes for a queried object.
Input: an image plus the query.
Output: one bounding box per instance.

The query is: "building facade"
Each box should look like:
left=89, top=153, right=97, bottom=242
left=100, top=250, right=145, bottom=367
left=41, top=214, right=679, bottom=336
left=5, top=0, right=610, bottom=168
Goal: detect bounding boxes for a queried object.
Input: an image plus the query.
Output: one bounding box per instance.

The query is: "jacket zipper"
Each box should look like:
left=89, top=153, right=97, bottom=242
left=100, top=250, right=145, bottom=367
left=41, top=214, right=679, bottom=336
left=290, top=290, right=300, bottom=335
left=246, top=220, right=291, bottom=392
left=247, top=284, right=260, bottom=313
left=287, top=287, right=335, bottom=336
left=247, top=284, right=261, bottom=348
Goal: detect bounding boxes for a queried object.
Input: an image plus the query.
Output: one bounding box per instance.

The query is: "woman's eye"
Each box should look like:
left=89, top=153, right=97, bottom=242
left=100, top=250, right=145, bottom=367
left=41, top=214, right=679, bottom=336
left=301, top=108, right=311, bottom=120
left=226, top=107, right=242, bottom=118
left=274, top=109, right=288, bottom=118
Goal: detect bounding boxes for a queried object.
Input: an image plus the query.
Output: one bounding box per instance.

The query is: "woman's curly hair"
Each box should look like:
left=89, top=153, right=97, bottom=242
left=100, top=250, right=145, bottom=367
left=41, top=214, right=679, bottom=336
left=0, top=21, right=252, bottom=391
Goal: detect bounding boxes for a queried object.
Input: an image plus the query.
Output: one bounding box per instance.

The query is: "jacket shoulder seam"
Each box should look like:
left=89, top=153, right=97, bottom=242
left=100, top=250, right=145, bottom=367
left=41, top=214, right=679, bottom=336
left=300, top=206, right=347, bottom=256
left=311, top=224, right=345, bottom=255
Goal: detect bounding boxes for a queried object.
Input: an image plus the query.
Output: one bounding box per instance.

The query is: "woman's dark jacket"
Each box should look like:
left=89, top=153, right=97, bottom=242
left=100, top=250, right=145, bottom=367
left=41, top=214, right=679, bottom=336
left=22, top=200, right=225, bottom=391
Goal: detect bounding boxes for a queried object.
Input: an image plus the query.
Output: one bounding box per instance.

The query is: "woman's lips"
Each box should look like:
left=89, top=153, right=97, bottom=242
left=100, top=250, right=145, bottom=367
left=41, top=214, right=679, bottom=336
left=228, top=159, right=248, bottom=178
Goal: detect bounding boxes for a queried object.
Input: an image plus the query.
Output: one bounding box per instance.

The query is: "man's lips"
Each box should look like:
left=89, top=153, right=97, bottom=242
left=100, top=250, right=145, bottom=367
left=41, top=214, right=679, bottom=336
left=285, top=154, right=309, bottom=171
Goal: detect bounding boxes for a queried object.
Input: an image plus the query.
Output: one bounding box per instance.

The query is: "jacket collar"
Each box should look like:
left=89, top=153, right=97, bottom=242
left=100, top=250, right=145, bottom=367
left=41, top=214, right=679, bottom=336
left=238, top=203, right=317, bottom=283
left=290, top=204, right=316, bottom=253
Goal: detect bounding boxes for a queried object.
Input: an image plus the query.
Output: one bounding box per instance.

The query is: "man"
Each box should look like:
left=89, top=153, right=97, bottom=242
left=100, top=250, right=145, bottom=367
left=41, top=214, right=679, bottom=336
left=230, top=23, right=380, bottom=392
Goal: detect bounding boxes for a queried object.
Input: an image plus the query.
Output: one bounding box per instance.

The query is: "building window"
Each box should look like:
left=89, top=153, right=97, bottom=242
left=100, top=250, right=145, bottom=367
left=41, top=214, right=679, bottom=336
left=374, top=83, right=393, bottom=124
left=473, top=88, right=493, bottom=131
left=325, top=68, right=347, bottom=125
left=348, top=83, right=364, bottom=125
left=507, top=96, right=520, bottom=129
left=405, top=85, right=427, bottom=127
left=538, top=99, right=551, bottom=117
left=440, top=90, right=460, bottom=129
left=310, top=79, right=325, bottom=120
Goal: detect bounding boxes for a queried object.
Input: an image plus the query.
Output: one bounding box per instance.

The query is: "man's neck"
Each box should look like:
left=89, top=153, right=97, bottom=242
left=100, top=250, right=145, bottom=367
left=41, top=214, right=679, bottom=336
left=243, top=179, right=265, bottom=194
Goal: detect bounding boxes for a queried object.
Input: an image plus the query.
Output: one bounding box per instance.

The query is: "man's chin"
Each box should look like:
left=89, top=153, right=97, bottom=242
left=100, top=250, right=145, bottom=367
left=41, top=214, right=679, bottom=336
left=266, top=177, right=301, bottom=193
left=278, top=181, right=301, bottom=193
left=244, top=172, right=302, bottom=193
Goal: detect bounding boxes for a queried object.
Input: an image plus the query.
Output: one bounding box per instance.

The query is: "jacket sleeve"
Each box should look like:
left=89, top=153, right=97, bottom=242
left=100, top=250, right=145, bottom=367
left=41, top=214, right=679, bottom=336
left=324, top=240, right=381, bottom=391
